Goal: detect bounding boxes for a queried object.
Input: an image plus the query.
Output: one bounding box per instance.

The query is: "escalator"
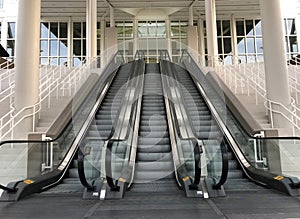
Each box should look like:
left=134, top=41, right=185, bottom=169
left=42, top=63, right=132, bottom=195
left=130, top=63, right=179, bottom=195
left=173, top=63, right=264, bottom=193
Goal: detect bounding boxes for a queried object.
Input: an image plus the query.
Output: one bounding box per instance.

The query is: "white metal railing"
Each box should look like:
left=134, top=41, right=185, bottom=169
left=0, top=58, right=98, bottom=141
left=213, top=56, right=300, bottom=133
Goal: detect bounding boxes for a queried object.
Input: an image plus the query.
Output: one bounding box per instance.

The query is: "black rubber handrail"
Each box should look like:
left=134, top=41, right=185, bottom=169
left=105, top=60, right=144, bottom=191
left=160, top=60, right=202, bottom=188
left=180, top=51, right=300, bottom=196
left=78, top=61, right=139, bottom=190
left=162, top=59, right=228, bottom=190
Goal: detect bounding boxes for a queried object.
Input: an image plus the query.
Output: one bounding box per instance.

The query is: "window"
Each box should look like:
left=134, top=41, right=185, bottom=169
left=217, top=20, right=233, bottom=64
left=7, top=22, right=16, bottom=59
left=236, top=19, right=262, bottom=63
left=0, top=0, right=3, bottom=9
left=116, top=21, right=133, bottom=61
left=171, top=21, right=188, bottom=62
left=73, top=22, right=86, bottom=67
left=40, top=22, right=68, bottom=66
left=138, top=21, right=166, bottom=38
left=284, top=18, right=298, bottom=59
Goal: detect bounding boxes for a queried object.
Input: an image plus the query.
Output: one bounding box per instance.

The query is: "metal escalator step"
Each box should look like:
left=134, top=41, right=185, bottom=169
left=227, top=170, right=244, bottom=179
left=139, top=125, right=168, bottom=132
left=137, top=152, right=172, bottom=162
left=134, top=170, right=174, bottom=182
left=135, top=161, right=173, bottom=171
left=138, top=144, right=171, bottom=153
left=138, top=137, right=170, bottom=145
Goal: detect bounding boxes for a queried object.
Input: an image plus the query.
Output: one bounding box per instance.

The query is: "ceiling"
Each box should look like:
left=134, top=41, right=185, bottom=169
left=41, top=0, right=261, bottom=20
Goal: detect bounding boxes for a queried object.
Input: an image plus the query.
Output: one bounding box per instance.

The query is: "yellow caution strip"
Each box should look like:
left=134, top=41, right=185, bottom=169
left=24, top=179, right=34, bottom=184
left=274, top=175, right=284, bottom=181
left=183, top=176, right=189, bottom=182
left=119, top=178, right=126, bottom=183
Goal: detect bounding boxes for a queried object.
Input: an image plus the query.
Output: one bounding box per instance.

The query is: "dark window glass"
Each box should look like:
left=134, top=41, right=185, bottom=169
left=60, top=23, right=68, bottom=38
left=217, top=21, right=222, bottom=36
left=50, top=22, right=59, bottom=39
left=236, top=20, right=244, bottom=36
left=255, top=20, right=262, bottom=35
left=73, top=22, right=82, bottom=38
left=73, top=40, right=81, bottom=55
left=245, top=20, right=254, bottom=36
left=222, top=20, right=231, bottom=36
left=223, top=38, right=232, bottom=54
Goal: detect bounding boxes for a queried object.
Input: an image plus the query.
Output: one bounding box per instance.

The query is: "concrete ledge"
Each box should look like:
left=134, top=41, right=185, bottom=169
left=206, top=71, right=263, bottom=135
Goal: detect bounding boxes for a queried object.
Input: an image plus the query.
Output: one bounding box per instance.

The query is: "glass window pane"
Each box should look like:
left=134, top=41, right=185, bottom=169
left=60, top=22, right=68, bottom=38
left=7, top=40, right=15, bottom=56
left=255, top=20, right=262, bottom=36
left=138, top=21, right=147, bottom=38
left=157, top=22, right=166, bottom=38
left=289, top=36, right=298, bottom=53
left=59, top=57, right=68, bottom=66
left=222, top=20, right=231, bottom=36
left=256, top=37, right=263, bottom=53
left=218, top=38, right=223, bottom=54
left=40, top=58, right=48, bottom=65
left=286, top=19, right=296, bottom=35
left=59, top=40, right=68, bottom=56
left=247, top=38, right=255, bottom=53
left=148, top=22, right=156, bottom=37
left=82, top=22, right=86, bottom=38
left=7, top=22, right=16, bottom=38
left=41, top=22, right=49, bottom=38
left=245, top=20, right=254, bottom=36
left=237, top=38, right=246, bottom=54
left=217, top=21, right=222, bottom=36
left=73, top=40, right=81, bottom=55
left=236, top=20, right=245, bottom=36
left=50, top=22, right=59, bottom=39
left=50, top=40, right=58, bottom=56
left=82, top=39, right=86, bottom=55
left=238, top=55, right=246, bottom=63
left=73, top=22, right=82, bottom=38
left=223, top=38, right=232, bottom=54
left=40, top=40, right=49, bottom=56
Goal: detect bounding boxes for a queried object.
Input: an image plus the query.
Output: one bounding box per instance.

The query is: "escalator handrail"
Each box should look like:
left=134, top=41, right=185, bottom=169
left=105, top=60, right=145, bottom=190
left=0, top=51, right=125, bottom=195
left=79, top=60, right=141, bottom=190
left=160, top=60, right=201, bottom=188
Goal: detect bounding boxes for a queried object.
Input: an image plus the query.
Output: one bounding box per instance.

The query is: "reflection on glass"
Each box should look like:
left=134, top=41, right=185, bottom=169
left=50, top=40, right=58, bottom=56
left=40, top=40, right=48, bottom=56
left=222, top=20, right=231, bottom=36
left=73, top=22, right=82, bottom=38
left=245, top=20, right=254, bottom=36
left=246, top=38, right=255, bottom=54
left=59, top=40, right=68, bottom=56
left=237, top=38, right=246, bottom=54
left=7, top=22, right=16, bottom=38
left=50, top=22, right=58, bottom=39
left=256, top=37, right=263, bottom=53
left=255, top=21, right=262, bottom=36
left=40, top=23, right=49, bottom=38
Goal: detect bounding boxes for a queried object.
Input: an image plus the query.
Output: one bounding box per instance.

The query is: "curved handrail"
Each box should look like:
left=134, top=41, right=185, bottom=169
left=181, top=50, right=300, bottom=195
left=160, top=59, right=202, bottom=189
left=0, top=51, right=124, bottom=196
left=105, top=60, right=144, bottom=191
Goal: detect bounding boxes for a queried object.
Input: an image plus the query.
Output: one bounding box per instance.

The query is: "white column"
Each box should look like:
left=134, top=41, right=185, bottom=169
left=165, top=17, right=172, bottom=61
left=205, top=0, right=218, bottom=67
left=86, top=0, right=97, bottom=59
left=110, top=6, right=115, bottom=28
left=198, top=18, right=206, bottom=66
left=68, top=17, right=73, bottom=67
left=260, top=0, right=291, bottom=128
left=14, top=0, right=40, bottom=133
left=189, top=6, right=194, bottom=27
left=230, top=15, right=238, bottom=64
left=133, top=18, right=138, bottom=56
left=100, top=18, right=106, bottom=67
